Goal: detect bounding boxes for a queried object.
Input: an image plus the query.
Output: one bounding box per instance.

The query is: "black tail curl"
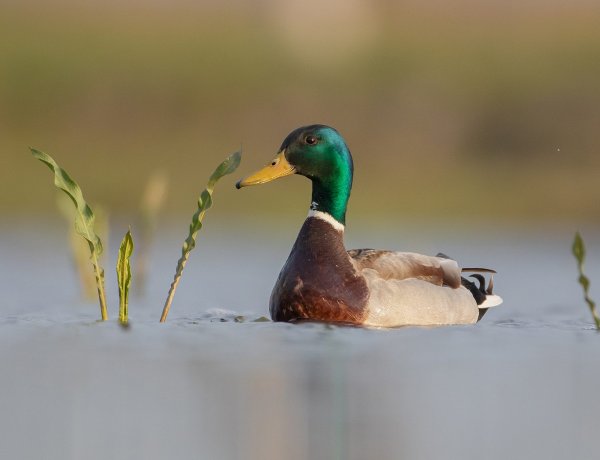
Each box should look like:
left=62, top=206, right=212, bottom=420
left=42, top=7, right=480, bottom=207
left=461, top=273, right=495, bottom=320
left=436, top=252, right=497, bottom=320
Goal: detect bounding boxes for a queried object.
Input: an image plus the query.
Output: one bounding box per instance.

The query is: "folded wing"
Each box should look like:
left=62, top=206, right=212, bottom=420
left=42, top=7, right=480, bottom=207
left=347, top=249, right=462, bottom=288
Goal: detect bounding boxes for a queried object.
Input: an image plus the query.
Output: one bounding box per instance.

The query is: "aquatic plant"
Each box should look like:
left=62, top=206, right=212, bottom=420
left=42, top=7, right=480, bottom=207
left=117, top=229, right=134, bottom=325
left=572, top=232, right=600, bottom=329
left=57, top=196, right=109, bottom=300
left=31, top=148, right=109, bottom=321
left=135, top=171, right=169, bottom=295
left=160, top=151, right=241, bottom=323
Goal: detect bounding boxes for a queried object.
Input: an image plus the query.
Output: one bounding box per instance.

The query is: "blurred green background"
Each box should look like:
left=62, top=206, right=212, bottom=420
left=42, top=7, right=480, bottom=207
left=2, top=0, right=600, bottom=226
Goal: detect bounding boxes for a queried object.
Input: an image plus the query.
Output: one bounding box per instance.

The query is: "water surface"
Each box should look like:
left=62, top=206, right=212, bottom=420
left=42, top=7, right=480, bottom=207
left=1, top=220, right=599, bottom=459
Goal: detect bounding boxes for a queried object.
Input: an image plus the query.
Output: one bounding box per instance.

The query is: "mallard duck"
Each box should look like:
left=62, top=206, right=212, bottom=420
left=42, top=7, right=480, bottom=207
left=236, top=124, right=502, bottom=327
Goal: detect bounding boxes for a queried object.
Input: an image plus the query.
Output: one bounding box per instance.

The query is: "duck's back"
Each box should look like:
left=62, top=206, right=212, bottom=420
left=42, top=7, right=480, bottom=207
left=348, top=249, right=479, bottom=326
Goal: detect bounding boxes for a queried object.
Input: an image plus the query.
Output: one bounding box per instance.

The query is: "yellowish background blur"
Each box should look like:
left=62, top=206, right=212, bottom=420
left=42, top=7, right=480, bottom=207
left=2, top=0, right=600, bottom=225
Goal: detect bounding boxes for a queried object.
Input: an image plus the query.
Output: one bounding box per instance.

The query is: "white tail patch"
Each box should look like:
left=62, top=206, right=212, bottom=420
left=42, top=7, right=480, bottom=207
left=479, top=294, right=503, bottom=309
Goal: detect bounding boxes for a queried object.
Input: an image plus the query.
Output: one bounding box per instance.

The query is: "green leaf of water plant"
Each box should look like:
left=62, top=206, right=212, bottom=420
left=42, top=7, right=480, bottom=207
left=57, top=195, right=110, bottom=301
left=572, top=232, right=600, bottom=329
left=30, top=148, right=109, bottom=320
left=117, top=229, right=134, bottom=325
left=160, top=150, right=242, bottom=322
left=573, top=232, right=584, bottom=263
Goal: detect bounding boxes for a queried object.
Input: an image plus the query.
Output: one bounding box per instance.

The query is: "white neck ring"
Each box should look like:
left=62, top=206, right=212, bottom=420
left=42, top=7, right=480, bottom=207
left=307, top=210, right=345, bottom=232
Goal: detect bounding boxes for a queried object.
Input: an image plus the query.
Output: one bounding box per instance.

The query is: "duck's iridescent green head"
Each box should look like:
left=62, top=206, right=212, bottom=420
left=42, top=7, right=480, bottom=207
left=236, top=125, right=353, bottom=225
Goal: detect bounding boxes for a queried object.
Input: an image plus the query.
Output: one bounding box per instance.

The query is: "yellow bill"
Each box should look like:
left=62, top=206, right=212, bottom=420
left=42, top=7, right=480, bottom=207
left=236, top=151, right=296, bottom=189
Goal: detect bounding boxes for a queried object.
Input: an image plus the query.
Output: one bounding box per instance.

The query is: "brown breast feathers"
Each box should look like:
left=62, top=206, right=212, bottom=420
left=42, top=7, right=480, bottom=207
left=270, top=218, right=369, bottom=324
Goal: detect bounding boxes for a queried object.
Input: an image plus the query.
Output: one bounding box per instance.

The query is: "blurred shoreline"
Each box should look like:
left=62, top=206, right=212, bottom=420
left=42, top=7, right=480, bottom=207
left=2, top=1, right=599, bottom=223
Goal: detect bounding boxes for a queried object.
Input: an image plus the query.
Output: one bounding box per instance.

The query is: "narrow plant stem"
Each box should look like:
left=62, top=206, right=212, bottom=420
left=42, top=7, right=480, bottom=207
left=592, top=307, right=600, bottom=329
left=160, top=253, right=190, bottom=323
left=583, top=287, right=600, bottom=329
left=92, top=253, right=109, bottom=321
left=159, top=151, right=240, bottom=323
left=572, top=232, right=600, bottom=330
left=160, top=211, right=202, bottom=322
left=584, top=284, right=600, bottom=329
left=136, top=171, right=168, bottom=295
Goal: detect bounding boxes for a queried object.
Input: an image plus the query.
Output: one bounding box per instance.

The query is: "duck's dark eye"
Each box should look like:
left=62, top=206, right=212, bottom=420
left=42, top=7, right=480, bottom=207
left=305, top=135, right=318, bottom=145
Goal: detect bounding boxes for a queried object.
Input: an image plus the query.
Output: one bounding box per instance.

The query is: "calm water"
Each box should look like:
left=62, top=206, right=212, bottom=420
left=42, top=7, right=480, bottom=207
left=1, top=219, right=599, bottom=460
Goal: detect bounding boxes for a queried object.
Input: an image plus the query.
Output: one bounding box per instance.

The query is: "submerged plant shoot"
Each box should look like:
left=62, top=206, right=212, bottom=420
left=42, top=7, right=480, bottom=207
left=160, top=151, right=242, bottom=323
left=117, top=229, right=134, bottom=325
left=572, top=232, right=600, bottom=329
left=135, top=171, right=169, bottom=295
